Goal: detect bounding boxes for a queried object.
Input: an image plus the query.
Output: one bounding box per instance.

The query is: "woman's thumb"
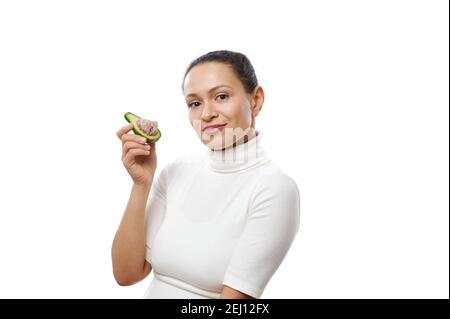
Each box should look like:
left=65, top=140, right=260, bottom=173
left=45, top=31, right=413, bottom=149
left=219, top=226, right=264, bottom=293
left=149, top=141, right=156, bottom=153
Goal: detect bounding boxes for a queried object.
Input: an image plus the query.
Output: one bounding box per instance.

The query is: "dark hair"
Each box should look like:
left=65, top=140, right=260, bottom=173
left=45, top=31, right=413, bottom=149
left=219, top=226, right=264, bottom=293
left=181, top=50, right=258, bottom=94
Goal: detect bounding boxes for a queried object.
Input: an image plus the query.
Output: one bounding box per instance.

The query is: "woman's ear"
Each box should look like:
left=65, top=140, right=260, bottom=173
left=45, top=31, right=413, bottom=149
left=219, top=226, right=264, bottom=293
left=251, top=86, right=265, bottom=117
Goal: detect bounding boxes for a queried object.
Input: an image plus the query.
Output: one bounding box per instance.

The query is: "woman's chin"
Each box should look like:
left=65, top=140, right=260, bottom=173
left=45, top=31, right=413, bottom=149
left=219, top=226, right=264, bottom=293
left=202, top=133, right=230, bottom=150
left=203, top=136, right=225, bottom=150
left=200, top=127, right=256, bottom=150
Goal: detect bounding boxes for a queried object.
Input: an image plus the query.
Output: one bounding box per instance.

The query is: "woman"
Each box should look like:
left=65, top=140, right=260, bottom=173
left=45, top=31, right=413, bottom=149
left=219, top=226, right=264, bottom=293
left=112, top=50, right=301, bottom=299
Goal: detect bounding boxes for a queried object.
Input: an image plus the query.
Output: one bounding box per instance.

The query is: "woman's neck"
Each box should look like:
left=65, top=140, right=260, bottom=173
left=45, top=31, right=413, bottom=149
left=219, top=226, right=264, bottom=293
left=213, top=128, right=258, bottom=152
left=205, top=130, right=268, bottom=173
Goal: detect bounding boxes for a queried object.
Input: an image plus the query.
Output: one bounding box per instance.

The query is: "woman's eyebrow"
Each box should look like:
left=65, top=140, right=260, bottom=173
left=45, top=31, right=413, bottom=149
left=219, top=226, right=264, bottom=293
left=185, top=85, right=232, bottom=99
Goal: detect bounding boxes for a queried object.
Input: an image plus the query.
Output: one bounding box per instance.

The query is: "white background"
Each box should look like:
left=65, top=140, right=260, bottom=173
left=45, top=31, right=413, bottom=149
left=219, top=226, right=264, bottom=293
left=0, top=0, right=448, bottom=298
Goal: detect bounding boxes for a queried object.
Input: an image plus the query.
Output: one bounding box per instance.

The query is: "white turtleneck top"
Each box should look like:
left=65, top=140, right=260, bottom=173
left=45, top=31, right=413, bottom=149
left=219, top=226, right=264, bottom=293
left=142, top=132, right=300, bottom=299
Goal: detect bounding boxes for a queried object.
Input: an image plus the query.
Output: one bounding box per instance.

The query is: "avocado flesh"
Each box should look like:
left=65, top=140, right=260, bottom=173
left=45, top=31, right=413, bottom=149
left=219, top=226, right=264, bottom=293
left=124, top=112, right=161, bottom=143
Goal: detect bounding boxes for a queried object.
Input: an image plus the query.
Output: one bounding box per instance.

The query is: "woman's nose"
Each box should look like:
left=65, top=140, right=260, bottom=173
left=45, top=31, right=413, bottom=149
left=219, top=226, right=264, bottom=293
left=201, top=102, right=218, bottom=121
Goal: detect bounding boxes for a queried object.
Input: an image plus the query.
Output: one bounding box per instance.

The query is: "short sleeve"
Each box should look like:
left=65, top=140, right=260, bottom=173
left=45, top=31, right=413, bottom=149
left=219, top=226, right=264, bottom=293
left=144, top=164, right=169, bottom=264
left=222, top=174, right=301, bottom=298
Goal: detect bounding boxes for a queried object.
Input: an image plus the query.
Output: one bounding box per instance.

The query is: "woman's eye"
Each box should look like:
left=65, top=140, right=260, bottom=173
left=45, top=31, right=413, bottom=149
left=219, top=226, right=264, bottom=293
left=189, top=101, right=200, bottom=108
left=216, top=94, right=228, bottom=101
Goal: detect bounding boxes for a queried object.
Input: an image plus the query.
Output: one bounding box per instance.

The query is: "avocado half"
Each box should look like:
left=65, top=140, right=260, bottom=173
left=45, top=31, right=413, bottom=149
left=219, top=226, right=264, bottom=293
left=124, top=112, right=162, bottom=143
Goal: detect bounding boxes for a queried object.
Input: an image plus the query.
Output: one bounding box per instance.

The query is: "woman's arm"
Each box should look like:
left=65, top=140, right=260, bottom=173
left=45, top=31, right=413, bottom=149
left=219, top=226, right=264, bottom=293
left=220, top=173, right=300, bottom=298
left=113, top=124, right=159, bottom=286
left=111, top=181, right=153, bottom=286
left=220, top=285, right=255, bottom=299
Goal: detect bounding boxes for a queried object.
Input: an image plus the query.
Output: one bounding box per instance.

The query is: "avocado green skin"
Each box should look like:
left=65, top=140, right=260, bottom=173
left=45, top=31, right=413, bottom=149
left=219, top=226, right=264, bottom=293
left=124, top=112, right=162, bottom=143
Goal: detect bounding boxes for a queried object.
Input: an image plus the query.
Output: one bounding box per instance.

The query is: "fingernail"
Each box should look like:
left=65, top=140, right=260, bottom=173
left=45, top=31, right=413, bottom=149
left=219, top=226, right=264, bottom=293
left=140, top=137, right=147, bottom=143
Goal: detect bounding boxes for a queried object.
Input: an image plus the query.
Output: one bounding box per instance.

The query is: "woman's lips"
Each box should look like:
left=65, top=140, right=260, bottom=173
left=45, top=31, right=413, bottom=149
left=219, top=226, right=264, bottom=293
left=203, top=124, right=227, bottom=135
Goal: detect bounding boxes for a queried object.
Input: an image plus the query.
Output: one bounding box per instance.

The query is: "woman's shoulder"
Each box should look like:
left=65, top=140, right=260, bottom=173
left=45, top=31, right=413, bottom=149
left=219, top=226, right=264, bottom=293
left=250, top=162, right=301, bottom=212
left=254, top=161, right=300, bottom=192
left=249, top=162, right=301, bottom=231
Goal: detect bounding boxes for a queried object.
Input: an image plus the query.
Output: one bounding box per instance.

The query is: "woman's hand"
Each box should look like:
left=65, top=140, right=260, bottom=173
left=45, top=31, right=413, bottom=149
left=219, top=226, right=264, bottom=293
left=116, top=124, right=157, bottom=185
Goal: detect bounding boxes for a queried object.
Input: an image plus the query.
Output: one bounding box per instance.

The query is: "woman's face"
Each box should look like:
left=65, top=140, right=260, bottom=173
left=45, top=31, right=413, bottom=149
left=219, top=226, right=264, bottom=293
left=182, top=62, right=264, bottom=150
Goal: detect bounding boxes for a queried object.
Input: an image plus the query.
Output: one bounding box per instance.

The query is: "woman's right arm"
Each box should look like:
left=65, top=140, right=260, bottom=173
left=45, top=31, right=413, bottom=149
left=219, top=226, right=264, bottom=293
left=111, top=124, right=158, bottom=286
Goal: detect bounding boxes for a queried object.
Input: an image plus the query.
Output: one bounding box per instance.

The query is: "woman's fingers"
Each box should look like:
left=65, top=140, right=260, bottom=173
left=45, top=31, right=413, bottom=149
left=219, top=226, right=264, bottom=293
left=117, top=124, right=153, bottom=167
left=121, top=132, right=148, bottom=145
left=117, top=124, right=148, bottom=146
left=123, top=148, right=151, bottom=167
left=122, top=141, right=151, bottom=160
left=116, top=124, right=133, bottom=140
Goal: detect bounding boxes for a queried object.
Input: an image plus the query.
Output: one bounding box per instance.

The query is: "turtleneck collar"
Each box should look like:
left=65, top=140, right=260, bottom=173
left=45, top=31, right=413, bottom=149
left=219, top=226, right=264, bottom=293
left=204, top=131, right=270, bottom=173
